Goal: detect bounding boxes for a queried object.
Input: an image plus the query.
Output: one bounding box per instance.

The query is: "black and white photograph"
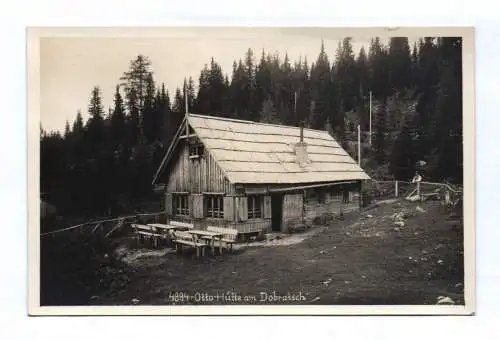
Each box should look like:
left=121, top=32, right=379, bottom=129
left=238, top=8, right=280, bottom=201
left=28, top=27, right=474, bottom=315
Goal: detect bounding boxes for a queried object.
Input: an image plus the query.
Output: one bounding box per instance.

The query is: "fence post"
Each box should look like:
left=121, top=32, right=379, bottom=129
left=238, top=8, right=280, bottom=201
left=395, top=181, right=399, bottom=197
left=445, top=189, right=450, bottom=205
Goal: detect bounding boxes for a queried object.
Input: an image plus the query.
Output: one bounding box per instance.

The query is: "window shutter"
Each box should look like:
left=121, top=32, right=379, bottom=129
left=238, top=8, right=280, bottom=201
left=165, top=193, right=173, bottom=215
left=238, top=196, right=248, bottom=221
left=263, top=195, right=272, bottom=219
left=188, top=195, right=195, bottom=218
left=192, top=194, right=204, bottom=219
left=223, top=196, right=234, bottom=221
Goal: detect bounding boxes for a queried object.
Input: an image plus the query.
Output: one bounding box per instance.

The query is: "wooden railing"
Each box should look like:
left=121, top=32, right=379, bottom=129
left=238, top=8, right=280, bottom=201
left=367, top=179, right=462, bottom=205
left=40, top=211, right=167, bottom=238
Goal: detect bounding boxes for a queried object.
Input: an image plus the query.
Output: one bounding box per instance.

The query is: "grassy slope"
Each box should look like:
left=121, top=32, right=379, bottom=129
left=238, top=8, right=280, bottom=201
left=89, top=198, right=464, bottom=306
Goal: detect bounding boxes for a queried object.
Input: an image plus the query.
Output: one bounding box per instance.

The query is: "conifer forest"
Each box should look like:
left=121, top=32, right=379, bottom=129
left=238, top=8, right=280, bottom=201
left=40, top=37, right=463, bottom=219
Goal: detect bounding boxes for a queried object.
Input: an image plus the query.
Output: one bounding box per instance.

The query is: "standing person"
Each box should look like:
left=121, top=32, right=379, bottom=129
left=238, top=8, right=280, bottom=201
left=412, top=171, right=422, bottom=200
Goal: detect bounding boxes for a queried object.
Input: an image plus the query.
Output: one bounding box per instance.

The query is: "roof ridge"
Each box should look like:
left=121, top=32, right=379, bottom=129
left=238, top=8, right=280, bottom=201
left=188, top=113, right=328, bottom=134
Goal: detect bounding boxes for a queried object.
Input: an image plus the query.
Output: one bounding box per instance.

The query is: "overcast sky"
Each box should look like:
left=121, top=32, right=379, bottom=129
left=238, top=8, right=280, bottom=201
left=40, top=28, right=417, bottom=133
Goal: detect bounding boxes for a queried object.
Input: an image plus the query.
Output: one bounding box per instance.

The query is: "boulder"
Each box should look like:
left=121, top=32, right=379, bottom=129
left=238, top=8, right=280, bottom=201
left=436, top=296, right=455, bottom=305
left=407, top=195, right=421, bottom=202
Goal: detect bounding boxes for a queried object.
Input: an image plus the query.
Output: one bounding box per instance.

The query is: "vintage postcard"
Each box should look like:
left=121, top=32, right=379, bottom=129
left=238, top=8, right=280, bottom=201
left=27, top=26, right=475, bottom=315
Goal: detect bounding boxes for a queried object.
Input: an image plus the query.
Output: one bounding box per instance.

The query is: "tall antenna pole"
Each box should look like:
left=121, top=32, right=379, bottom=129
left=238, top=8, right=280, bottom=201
left=184, top=81, right=189, bottom=137
left=357, top=124, right=361, bottom=165
left=294, top=91, right=297, bottom=115
left=369, top=90, right=372, bottom=146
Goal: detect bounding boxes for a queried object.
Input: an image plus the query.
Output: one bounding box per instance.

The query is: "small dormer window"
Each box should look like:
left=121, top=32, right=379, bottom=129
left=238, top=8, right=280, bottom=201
left=189, top=144, right=204, bottom=159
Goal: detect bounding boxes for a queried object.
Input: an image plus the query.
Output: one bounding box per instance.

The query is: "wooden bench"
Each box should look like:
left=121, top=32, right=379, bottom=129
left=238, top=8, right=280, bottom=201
left=169, top=221, right=194, bottom=230
left=171, top=231, right=208, bottom=258
left=206, top=226, right=238, bottom=253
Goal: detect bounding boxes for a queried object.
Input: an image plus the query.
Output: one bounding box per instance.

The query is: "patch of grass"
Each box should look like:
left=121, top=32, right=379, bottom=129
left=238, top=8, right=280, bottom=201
left=43, top=199, right=464, bottom=306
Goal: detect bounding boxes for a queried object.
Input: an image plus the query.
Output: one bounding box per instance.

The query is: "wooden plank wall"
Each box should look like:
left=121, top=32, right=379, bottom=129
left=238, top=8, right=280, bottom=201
left=282, top=193, right=304, bottom=232
left=304, top=190, right=360, bottom=225
left=165, top=214, right=271, bottom=234
left=165, top=142, right=234, bottom=194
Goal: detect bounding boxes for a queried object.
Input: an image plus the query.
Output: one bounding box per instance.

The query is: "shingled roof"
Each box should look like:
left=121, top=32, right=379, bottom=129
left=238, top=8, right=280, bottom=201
left=153, top=114, right=370, bottom=185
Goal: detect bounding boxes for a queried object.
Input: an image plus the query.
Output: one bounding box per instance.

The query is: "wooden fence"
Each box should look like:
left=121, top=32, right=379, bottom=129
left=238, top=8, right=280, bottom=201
left=368, top=179, right=463, bottom=207
left=40, top=211, right=167, bottom=239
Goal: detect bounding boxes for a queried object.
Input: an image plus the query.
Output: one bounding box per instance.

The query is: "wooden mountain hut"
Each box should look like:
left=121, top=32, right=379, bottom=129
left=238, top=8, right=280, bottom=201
left=152, top=114, right=370, bottom=237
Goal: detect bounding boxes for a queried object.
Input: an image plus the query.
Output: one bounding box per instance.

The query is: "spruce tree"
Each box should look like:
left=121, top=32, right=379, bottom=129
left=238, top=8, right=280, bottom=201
left=86, top=86, right=105, bottom=155
left=111, top=85, right=126, bottom=150
left=255, top=49, right=271, bottom=118
left=388, top=37, right=412, bottom=91
left=142, top=73, right=157, bottom=143
left=368, top=37, right=390, bottom=99
left=309, top=41, right=331, bottom=129
left=356, top=46, right=369, bottom=100
left=120, top=54, right=153, bottom=113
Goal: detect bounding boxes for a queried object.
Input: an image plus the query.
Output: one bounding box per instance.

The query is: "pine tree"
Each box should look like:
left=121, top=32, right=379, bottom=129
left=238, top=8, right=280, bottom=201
left=120, top=55, right=153, bottom=113
left=126, top=86, right=140, bottom=146
left=415, top=37, right=440, bottom=157
left=309, top=40, right=331, bottom=129
left=164, top=87, right=184, bottom=151
left=230, top=59, right=250, bottom=120
left=85, top=86, right=108, bottom=213
left=186, top=77, right=196, bottom=112
left=433, top=37, right=462, bottom=182
left=332, top=38, right=357, bottom=144
left=208, top=58, right=227, bottom=115
left=368, top=37, right=390, bottom=99
left=142, top=73, right=157, bottom=143
left=294, top=57, right=311, bottom=126
left=64, top=120, right=71, bottom=138
left=196, top=64, right=211, bottom=114
left=73, top=110, right=84, bottom=134
left=111, top=85, right=126, bottom=150
left=356, top=46, right=369, bottom=100
left=388, top=37, right=412, bottom=91
left=172, top=87, right=184, bottom=114
left=335, top=37, right=357, bottom=111
left=195, top=58, right=227, bottom=116
left=410, top=42, right=419, bottom=87
left=244, top=48, right=258, bottom=120
left=157, top=83, right=172, bottom=146
left=277, top=52, right=294, bottom=124
left=87, top=86, right=105, bottom=154
left=255, top=49, right=271, bottom=118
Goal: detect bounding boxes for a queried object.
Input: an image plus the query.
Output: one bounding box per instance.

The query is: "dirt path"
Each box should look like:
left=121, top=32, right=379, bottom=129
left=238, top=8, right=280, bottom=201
left=90, top=199, right=464, bottom=306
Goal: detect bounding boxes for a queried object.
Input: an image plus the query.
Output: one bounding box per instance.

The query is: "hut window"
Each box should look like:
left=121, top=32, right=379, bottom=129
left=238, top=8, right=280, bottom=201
left=317, top=188, right=326, bottom=203
left=173, top=194, right=190, bottom=216
left=205, top=195, right=224, bottom=218
left=247, top=195, right=262, bottom=219
left=189, top=144, right=204, bottom=158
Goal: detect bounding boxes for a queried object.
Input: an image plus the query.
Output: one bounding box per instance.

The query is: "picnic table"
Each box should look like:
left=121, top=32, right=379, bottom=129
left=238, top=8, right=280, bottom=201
left=187, top=230, right=224, bottom=255
left=133, top=221, right=194, bottom=248
left=148, top=222, right=192, bottom=230
left=150, top=223, right=193, bottom=243
left=148, top=223, right=180, bottom=233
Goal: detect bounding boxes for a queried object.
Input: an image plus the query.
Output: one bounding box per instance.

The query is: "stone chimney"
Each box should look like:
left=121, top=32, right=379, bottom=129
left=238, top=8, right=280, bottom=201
left=294, top=123, right=309, bottom=167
